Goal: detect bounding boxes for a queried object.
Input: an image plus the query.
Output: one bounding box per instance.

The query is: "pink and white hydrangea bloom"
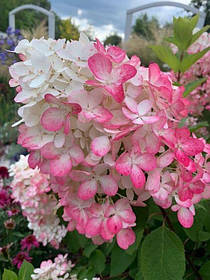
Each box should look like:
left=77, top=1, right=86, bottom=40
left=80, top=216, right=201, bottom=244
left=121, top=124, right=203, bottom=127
left=9, top=33, right=210, bottom=250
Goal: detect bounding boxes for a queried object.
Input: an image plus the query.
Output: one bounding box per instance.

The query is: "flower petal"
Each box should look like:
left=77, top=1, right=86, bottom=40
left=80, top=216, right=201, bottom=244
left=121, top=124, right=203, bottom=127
left=177, top=207, right=194, bottom=228
left=99, top=175, right=118, bottom=196
left=41, top=107, right=64, bottom=131
left=130, top=165, right=145, bottom=189
left=88, top=53, right=112, bottom=81
left=116, top=228, right=135, bottom=250
left=50, top=154, right=72, bottom=177
left=91, top=136, right=111, bottom=157
left=78, top=179, right=98, bottom=200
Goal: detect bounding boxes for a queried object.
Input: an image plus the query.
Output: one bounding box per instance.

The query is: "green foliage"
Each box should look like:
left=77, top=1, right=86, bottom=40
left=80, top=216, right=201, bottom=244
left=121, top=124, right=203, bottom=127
left=133, top=14, right=159, bottom=40
left=104, top=34, right=122, bottom=46
left=59, top=18, right=80, bottom=41
left=3, top=269, right=18, bottom=280
left=152, top=15, right=210, bottom=74
left=180, top=47, right=210, bottom=72
left=199, top=260, right=210, bottom=280
left=0, top=0, right=51, bottom=32
left=150, top=45, right=180, bottom=72
left=183, top=77, right=207, bottom=97
left=89, top=249, right=106, bottom=274
left=110, top=244, right=136, bottom=277
left=184, top=202, right=210, bottom=242
left=18, top=261, right=34, bottom=280
left=151, top=13, right=210, bottom=105
left=140, top=226, right=185, bottom=280
left=2, top=261, right=33, bottom=280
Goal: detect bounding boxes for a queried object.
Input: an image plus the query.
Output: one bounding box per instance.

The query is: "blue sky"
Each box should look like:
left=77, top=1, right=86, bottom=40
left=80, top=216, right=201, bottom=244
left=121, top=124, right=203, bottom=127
left=49, top=0, right=191, bottom=40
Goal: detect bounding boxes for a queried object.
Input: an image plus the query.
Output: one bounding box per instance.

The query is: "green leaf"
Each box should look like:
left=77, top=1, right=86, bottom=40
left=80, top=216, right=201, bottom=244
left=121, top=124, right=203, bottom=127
left=89, top=249, right=106, bottom=274
left=199, top=260, right=210, bottom=280
left=191, top=25, right=210, bottom=46
left=184, top=206, right=210, bottom=241
left=173, top=16, right=195, bottom=51
left=189, top=121, right=209, bottom=132
left=180, top=47, right=210, bottom=72
left=183, top=77, right=207, bottom=97
left=183, top=78, right=207, bottom=97
left=63, top=231, right=88, bottom=253
left=140, top=226, right=185, bottom=280
left=190, top=14, right=199, bottom=30
left=78, top=266, right=96, bottom=280
left=83, top=243, right=98, bottom=258
left=150, top=45, right=180, bottom=72
left=3, top=269, right=18, bottom=280
left=165, top=36, right=182, bottom=50
left=110, top=245, right=136, bottom=277
left=19, top=260, right=34, bottom=280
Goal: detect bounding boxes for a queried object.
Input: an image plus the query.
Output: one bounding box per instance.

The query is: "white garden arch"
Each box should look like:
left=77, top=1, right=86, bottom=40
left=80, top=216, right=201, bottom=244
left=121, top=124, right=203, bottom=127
left=9, top=4, right=55, bottom=39
left=124, top=1, right=206, bottom=41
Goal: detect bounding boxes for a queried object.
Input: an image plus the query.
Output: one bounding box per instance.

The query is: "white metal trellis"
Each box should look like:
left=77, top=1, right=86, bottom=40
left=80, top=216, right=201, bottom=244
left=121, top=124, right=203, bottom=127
left=9, top=4, right=55, bottom=39
left=124, top=1, right=206, bottom=41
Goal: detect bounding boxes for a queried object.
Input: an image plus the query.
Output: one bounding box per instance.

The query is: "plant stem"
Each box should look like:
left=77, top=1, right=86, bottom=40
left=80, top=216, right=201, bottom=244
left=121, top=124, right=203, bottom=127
left=159, top=207, right=203, bottom=280
left=177, top=51, right=184, bottom=82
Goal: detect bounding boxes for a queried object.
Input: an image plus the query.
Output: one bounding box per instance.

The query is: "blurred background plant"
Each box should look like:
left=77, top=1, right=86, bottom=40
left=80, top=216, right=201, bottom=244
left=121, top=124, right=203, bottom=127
left=0, top=166, right=65, bottom=277
left=124, top=14, right=173, bottom=67
left=21, top=20, right=48, bottom=40
left=59, top=18, right=80, bottom=41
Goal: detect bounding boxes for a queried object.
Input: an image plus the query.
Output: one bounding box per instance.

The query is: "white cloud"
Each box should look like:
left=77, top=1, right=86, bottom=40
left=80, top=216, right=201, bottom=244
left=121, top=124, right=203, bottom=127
left=77, top=9, right=83, bottom=16
left=71, top=16, right=124, bottom=41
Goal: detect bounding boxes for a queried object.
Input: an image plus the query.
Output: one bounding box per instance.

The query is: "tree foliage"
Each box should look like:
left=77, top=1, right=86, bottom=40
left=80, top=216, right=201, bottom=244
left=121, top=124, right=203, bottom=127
left=59, top=18, right=80, bottom=41
left=0, top=0, right=51, bottom=32
left=133, top=14, right=159, bottom=40
left=104, top=34, right=122, bottom=46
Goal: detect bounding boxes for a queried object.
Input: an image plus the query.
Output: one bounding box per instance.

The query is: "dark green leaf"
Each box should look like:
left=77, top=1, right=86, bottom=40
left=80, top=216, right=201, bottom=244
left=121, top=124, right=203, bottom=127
left=2, top=269, right=18, bottom=280
left=180, top=47, right=210, bottom=72
left=140, top=226, right=185, bottom=280
left=184, top=206, right=210, bottom=241
left=110, top=245, right=136, bottom=277
left=19, top=260, right=34, bottom=280
left=78, top=266, right=96, bottom=280
left=63, top=231, right=88, bottom=253
left=150, top=45, right=180, bottom=72
left=89, top=249, right=106, bottom=274
left=83, top=243, right=98, bottom=258
left=199, top=260, right=210, bottom=280
left=183, top=77, right=207, bottom=97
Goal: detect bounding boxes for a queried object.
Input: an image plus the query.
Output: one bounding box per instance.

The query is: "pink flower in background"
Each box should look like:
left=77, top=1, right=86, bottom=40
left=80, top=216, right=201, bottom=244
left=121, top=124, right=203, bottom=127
left=0, top=167, right=9, bottom=179
left=21, top=235, right=39, bottom=251
left=12, top=251, right=32, bottom=269
left=0, top=189, right=11, bottom=208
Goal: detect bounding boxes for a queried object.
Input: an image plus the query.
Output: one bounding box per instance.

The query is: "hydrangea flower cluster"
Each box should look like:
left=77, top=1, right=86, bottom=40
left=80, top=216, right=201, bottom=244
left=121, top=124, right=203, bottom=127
left=10, top=155, right=67, bottom=247
left=9, top=33, right=210, bottom=250
left=31, top=254, right=99, bottom=280
left=31, top=254, right=74, bottom=280
left=172, top=31, right=210, bottom=116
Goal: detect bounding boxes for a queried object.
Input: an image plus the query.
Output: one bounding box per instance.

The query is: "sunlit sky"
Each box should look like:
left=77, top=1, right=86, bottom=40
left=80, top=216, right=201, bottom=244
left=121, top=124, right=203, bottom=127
left=49, top=0, right=192, bottom=40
